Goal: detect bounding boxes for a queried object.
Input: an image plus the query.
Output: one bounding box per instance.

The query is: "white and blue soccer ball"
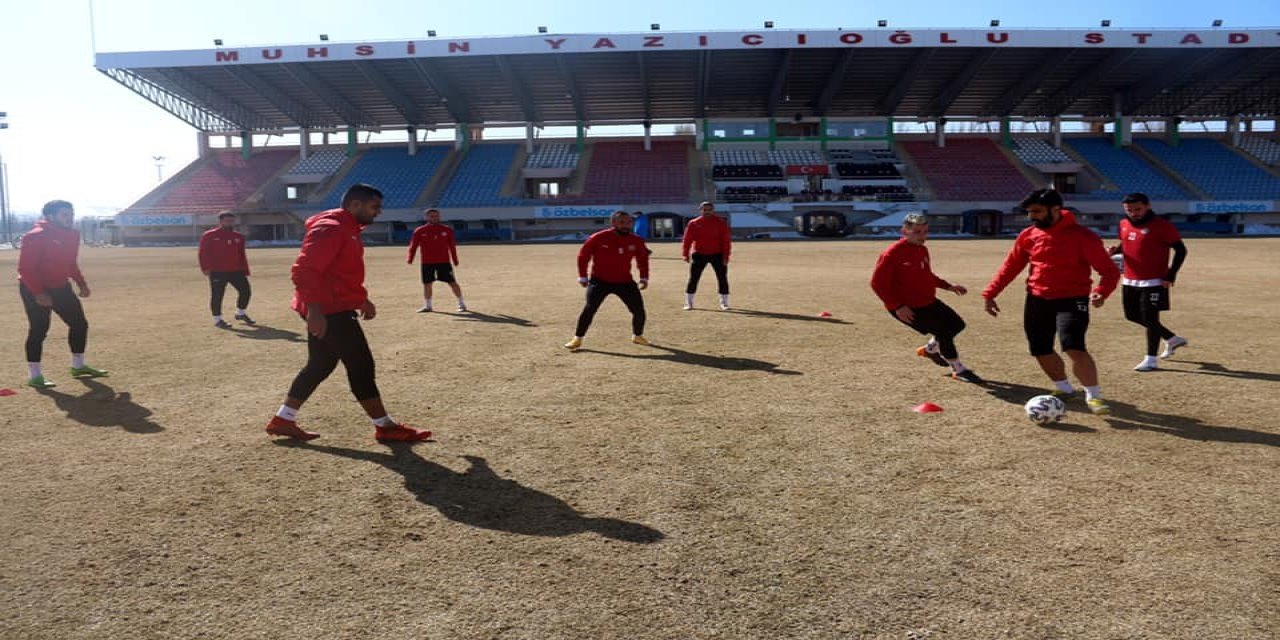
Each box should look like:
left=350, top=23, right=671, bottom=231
left=1024, top=395, right=1067, bottom=424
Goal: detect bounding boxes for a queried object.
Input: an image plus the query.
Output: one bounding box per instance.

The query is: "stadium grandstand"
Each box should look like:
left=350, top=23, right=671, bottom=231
left=96, top=27, right=1280, bottom=244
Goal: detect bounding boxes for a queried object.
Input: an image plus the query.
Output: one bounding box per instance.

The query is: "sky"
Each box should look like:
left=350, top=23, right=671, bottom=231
left=1, top=0, right=1278, bottom=217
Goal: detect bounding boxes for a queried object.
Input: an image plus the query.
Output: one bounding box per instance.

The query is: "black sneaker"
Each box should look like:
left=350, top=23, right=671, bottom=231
left=952, top=369, right=985, bottom=384
left=236, top=314, right=256, bottom=325
left=916, top=345, right=949, bottom=367
left=214, top=319, right=233, bottom=329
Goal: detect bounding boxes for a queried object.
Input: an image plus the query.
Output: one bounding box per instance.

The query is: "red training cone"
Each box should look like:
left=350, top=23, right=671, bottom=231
left=0, top=388, right=16, bottom=397
left=913, top=402, right=944, bottom=413
left=818, top=311, right=833, bottom=318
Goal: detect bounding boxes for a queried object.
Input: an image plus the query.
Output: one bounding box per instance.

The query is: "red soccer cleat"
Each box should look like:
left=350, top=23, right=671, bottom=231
left=265, top=416, right=320, bottom=441
left=374, top=423, right=432, bottom=443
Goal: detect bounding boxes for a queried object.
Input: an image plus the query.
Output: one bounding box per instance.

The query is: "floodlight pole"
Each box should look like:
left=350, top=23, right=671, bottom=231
left=0, top=112, right=9, bottom=245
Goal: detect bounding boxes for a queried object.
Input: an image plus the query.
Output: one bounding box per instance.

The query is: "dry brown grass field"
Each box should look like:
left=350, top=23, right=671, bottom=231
left=1, top=237, right=1278, bottom=639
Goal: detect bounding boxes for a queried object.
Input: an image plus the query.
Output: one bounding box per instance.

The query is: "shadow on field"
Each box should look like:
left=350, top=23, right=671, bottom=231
left=230, top=324, right=306, bottom=342
left=436, top=310, right=537, bottom=327
left=1161, top=360, right=1280, bottom=383
left=274, top=442, right=665, bottom=543
left=578, top=343, right=803, bottom=375
left=983, top=379, right=1280, bottom=445
left=720, top=307, right=852, bottom=324
left=37, top=378, right=164, bottom=434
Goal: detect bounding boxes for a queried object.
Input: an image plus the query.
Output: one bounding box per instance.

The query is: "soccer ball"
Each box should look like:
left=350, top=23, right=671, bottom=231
left=1024, top=395, right=1066, bottom=424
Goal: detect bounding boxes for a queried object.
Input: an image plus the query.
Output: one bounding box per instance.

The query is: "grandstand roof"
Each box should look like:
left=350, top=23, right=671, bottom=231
left=95, top=28, right=1280, bottom=133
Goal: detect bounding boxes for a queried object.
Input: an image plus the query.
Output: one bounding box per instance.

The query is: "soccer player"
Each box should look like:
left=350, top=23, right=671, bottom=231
left=870, top=213, right=983, bottom=383
left=265, top=184, right=431, bottom=443
left=406, top=208, right=466, bottom=313
left=681, top=201, right=732, bottom=311
left=17, top=200, right=108, bottom=388
left=982, top=189, right=1120, bottom=415
left=564, top=211, right=650, bottom=351
left=1110, top=193, right=1189, bottom=371
left=197, top=211, right=254, bottom=328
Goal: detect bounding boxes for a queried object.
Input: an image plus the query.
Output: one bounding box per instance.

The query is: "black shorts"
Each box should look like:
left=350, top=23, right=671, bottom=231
left=420, top=262, right=456, bottom=283
left=1122, top=285, right=1170, bottom=316
left=1023, top=294, right=1090, bottom=356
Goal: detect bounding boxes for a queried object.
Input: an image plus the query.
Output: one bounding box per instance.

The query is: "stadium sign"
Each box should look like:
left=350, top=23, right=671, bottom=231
left=117, top=214, right=194, bottom=226
left=96, top=29, right=1280, bottom=68
left=1190, top=201, right=1274, bottom=214
left=536, top=206, right=622, bottom=219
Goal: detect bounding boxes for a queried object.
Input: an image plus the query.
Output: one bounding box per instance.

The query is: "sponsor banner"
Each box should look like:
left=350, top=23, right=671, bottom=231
left=536, top=206, right=622, bottom=219
left=785, top=164, right=830, bottom=176
left=96, top=29, right=1280, bottom=69
left=117, top=214, right=194, bottom=226
left=1190, top=201, right=1274, bottom=214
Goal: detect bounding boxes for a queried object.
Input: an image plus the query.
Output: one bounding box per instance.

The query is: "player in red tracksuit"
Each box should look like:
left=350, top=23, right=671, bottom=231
left=265, top=184, right=431, bottom=443
left=406, top=208, right=466, bottom=313
left=983, top=189, right=1120, bottom=414
left=17, top=200, right=109, bottom=388
left=870, top=213, right=982, bottom=383
left=197, top=211, right=254, bottom=328
left=1108, top=193, right=1189, bottom=371
left=564, top=211, right=650, bottom=351
left=681, top=201, right=733, bottom=310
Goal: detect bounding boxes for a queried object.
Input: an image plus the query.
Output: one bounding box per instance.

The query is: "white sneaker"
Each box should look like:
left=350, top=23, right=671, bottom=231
left=682, top=304, right=693, bottom=311
left=1134, top=359, right=1158, bottom=372
left=1160, top=336, right=1188, bottom=359
left=457, top=305, right=468, bottom=312
left=719, top=303, right=730, bottom=311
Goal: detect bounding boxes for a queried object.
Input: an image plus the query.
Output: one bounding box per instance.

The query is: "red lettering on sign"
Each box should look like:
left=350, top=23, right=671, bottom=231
left=839, top=33, right=863, bottom=44
left=1131, top=33, right=1152, bottom=44
left=355, top=45, right=374, bottom=56
left=797, top=34, right=807, bottom=45
left=987, top=32, right=1009, bottom=43
left=448, top=41, right=470, bottom=53
left=261, top=48, right=282, bottom=60
left=307, top=47, right=328, bottom=58
left=939, top=32, right=957, bottom=44
left=1180, top=33, right=1203, bottom=45
left=643, top=36, right=663, bottom=47
left=215, top=51, right=239, bottom=62
left=742, top=34, right=763, bottom=45
left=1084, top=33, right=1105, bottom=44
left=593, top=37, right=616, bottom=49
left=545, top=38, right=567, bottom=50
left=1229, top=33, right=1249, bottom=44
left=889, top=31, right=912, bottom=45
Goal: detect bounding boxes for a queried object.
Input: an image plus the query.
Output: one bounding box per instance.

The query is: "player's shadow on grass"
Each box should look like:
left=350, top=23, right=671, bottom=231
left=578, top=343, right=802, bottom=375
left=719, top=307, right=852, bottom=325
left=1162, top=360, right=1280, bottom=383
left=230, top=324, right=306, bottom=342
left=37, top=378, right=164, bottom=434
left=984, top=379, right=1280, bottom=446
left=274, top=442, right=664, bottom=543
left=437, top=310, right=537, bottom=327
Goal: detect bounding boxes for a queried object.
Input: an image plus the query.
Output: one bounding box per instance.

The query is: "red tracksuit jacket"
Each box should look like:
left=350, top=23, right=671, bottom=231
left=578, top=229, right=650, bottom=284
left=407, top=223, right=458, bottom=265
left=681, top=214, right=732, bottom=261
left=197, top=228, right=250, bottom=274
left=291, top=208, right=368, bottom=316
left=17, top=220, right=86, bottom=295
left=869, top=239, right=952, bottom=311
left=983, top=211, right=1119, bottom=301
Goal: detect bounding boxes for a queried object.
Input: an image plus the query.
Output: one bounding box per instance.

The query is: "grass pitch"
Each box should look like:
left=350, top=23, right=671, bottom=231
left=1, top=238, right=1278, bottom=639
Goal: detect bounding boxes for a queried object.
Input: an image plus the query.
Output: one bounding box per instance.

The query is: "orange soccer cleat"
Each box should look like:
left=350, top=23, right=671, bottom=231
left=265, top=416, right=320, bottom=441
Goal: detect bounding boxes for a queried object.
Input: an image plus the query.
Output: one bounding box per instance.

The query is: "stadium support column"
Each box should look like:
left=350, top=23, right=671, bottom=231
left=347, top=129, right=357, bottom=157
left=197, top=131, right=210, bottom=159
left=643, top=121, right=652, bottom=152
left=525, top=124, right=535, bottom=154
left=768, top=119, right=776, bottom=151
left=575, top=122, right=585, bottom=154
left=300, top=129, right=311, bottom=160
left=1112, top=94, right=1131, bottom=148
left=886, top=117, right=895, bottom=145
left=1166, top=118, right=1180, bottom=147
left=934, top=118, right=946, bottom=148
left=819, top=117, right=828, bottom=152
left=1051, top=117, right=1062, bottom=149
left=1000, top=117, right=1013, bottom=148
left=1228, top=116, right=1242, bottom=148
left=408, top=127, right=418, bottom=156
left=240, top=131, right=251, bottom=160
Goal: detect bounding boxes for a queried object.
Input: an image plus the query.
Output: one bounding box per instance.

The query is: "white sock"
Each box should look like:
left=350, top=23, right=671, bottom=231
left=372, top=415, right=395, bottom=428
left=1084, top=386, right=1102, bottom=401
left=424, top=298, right=432, bottom=308
left=28, top=363, right=42, bottom=379
left=1053, top=379, right=1074, bottom=393
left=71, top=354, right=86, bottom=369
left=685, top=293, right=694, bottom=306
left=276, top=405, right=298, bottom=422
left=719, top=294, right=729, bottom=305
left=947, top=359, right=966, bottom=372
left=235, top=308, right=247, bottom=316
left=925, top=339, right=940, bottom=353
left=213, top=315, right=224, bottom=323
left=456, top=297, right=465, bottom=306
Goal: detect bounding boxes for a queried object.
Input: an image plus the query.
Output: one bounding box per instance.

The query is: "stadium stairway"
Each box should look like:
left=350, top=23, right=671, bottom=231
left=1125, top=142, right=1210, bottom=200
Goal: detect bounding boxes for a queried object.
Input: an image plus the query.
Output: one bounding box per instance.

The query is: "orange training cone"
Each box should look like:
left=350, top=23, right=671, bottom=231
left=913, top=402, right=943, bottom=413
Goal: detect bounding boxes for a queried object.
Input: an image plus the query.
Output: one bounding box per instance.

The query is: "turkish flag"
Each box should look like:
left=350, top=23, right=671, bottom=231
left=785, top=164, right=830, bottom=176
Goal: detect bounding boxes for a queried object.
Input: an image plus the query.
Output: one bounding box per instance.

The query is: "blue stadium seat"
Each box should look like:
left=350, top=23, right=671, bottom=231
left=1065, top=138, right=1190, bottom=200
left=320, top=146, right=449, bottom=209
left=1134, top=138, right=1280, bottom=200
left=438, top=144, right=531, bottom=207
